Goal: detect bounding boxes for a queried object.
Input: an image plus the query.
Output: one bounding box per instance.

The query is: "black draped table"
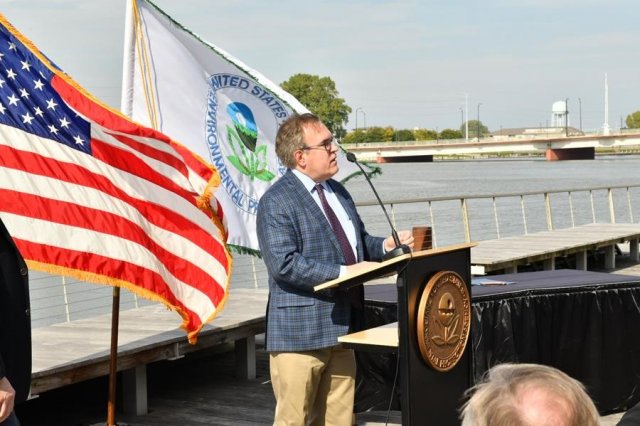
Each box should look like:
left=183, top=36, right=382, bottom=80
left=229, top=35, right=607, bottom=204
left=357, top=269, right=640, bottom=414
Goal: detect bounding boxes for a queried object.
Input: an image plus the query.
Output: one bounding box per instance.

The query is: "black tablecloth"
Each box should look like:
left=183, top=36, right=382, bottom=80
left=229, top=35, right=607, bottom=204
left=358, top=269, right=640, bottom=414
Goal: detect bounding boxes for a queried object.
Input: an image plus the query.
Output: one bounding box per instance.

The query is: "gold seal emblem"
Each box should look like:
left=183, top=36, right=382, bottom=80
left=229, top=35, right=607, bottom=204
left=416, top=270, right=471, bottom=372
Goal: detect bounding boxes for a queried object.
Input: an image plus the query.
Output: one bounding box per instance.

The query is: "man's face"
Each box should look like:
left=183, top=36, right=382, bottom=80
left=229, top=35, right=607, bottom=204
left=297, top=121, right=339, bottom=182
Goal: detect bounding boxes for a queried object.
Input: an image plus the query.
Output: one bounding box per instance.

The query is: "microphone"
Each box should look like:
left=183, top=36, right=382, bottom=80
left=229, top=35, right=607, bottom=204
left=346, top=152, right=411, bottom=261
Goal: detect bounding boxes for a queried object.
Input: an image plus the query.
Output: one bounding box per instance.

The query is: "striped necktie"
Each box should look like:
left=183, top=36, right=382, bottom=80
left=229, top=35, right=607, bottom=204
left=314, top=183, right=356, bottom=265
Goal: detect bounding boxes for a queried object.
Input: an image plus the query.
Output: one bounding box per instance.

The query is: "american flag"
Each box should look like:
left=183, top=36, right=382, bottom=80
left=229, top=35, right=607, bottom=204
left=0, top=16, right=231, bottom=343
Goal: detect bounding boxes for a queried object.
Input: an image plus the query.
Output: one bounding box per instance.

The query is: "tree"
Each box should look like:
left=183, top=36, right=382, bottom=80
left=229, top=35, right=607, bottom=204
left=626, top=111, right=640, bottom=129
left=382, top=126, right=395, bottom=142
left=413, top=128, right=437, bottom=140
left=280, top=74, right=351, bottom=137
left=439, top=129, right=463, bottom=139
left=393, top=129, right=415, bottom=142
left=366, top=126, right=387, bottom=142
left=462, top=120, right=489, bottom=138
left=341, top=129, right=366, bottom=144
left=343, top=127, right=389, bottom=143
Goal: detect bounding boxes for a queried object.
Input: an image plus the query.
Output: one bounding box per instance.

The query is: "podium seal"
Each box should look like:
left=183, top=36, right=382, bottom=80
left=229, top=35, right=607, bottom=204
left=416, top=270, right=471, bottom=372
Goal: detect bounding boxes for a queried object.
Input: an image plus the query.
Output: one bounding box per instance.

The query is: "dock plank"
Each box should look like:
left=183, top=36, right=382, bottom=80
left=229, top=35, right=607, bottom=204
left=31, top=288, right=268, bottom=395
left=471, top=223, right=640, bottom=272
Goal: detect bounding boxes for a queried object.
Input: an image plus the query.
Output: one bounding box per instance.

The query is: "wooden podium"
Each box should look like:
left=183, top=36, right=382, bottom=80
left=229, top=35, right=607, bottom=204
left=315, top=243, right=475, bottom=426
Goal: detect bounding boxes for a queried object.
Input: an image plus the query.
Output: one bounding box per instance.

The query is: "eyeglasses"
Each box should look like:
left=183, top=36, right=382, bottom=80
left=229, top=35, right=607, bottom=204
left=301, top=138, right=336, bottom=152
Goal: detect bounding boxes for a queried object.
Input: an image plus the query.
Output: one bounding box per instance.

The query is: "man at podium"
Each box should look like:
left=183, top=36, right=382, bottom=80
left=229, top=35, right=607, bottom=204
left=257, top=113, right=412, bottom=425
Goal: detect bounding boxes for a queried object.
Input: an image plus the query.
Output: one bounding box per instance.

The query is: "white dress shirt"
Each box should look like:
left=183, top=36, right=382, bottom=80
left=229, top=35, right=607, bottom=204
left=292, top=170, right=357, bottom=274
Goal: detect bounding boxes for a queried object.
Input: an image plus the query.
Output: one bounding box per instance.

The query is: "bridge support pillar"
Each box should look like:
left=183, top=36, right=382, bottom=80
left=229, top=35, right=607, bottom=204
left=545, top=147, right=595, bottom=161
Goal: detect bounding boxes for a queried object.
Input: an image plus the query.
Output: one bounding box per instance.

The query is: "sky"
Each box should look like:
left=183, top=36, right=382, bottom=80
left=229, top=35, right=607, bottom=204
left=1, top=0, right=638, bottom=133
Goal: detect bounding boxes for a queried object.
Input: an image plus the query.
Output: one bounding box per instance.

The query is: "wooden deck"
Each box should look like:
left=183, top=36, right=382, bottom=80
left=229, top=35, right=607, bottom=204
left=29, top=288, right=268, bottom=415
left=18, top=338, right=407, bottom=426
left=471, top=223, right=640, bottom=274
left=15, top=334, right=627, bottom=426
left=17, top=262, right=640, bottom=424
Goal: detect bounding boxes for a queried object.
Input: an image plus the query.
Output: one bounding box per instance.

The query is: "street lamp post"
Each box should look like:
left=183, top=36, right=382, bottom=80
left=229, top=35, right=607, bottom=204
left=578, top=98, right=582, bottom=131
left=565, top=98, right=569, bottom=137
left=354, top=107, right=362, bottom=147
left=355, top=107, right=367, bottom=146
left=465, top=93, right=469, bottom=142
left=477, top=103, right=482, bottom=141
left=355, top=107, right=366, bottom=130
left=460, top=107, right=464, bottom=132
left=355, top=107, right=362, bottom=132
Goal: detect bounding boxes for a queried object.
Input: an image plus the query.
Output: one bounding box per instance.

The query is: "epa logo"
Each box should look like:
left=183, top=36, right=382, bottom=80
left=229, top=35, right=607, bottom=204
left=225, top=102, right=274, bottom=182
left=206, top=73, right=289, bottom=214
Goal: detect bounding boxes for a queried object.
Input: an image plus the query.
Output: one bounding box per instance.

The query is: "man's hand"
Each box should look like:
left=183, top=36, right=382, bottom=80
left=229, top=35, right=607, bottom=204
left=0, top=376, right=16, bottom=423
left=384, top=230, right=415, bottom=252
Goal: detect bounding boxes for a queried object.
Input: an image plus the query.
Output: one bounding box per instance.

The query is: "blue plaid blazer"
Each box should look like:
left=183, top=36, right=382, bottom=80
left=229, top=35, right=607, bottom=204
left=257, top=170, right=385, bottom=352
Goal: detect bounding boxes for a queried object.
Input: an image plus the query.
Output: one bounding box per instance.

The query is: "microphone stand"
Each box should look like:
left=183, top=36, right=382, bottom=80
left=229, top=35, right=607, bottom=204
left=346, top=152, right=411, bottom=261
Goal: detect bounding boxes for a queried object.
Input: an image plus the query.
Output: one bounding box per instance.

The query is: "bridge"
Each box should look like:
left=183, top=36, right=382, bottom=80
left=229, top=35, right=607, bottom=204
left=347, top=130, right=640, bottom=162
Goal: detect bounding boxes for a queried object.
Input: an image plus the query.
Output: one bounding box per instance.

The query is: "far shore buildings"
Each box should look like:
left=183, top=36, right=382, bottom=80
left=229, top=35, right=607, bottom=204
left=490, top=100, right=583, bottom=138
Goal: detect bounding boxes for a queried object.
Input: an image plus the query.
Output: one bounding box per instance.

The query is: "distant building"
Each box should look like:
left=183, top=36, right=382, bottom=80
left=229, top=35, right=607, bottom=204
left=490, top=100, right=583, bottom=138
left=551, top=100, right=569, bottom=127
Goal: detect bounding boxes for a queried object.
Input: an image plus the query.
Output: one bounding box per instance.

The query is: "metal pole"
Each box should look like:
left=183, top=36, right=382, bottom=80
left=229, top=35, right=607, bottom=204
left=565, top=97, right=569, bottom=136
left=477, top=103, right=482, bottom=141
left=355, top=107, right=361, bottom=147
left=465, top=93, right=469, bottom=142
left=107, top=286, right=121, bottom=426
left=578, top=98, right=582, bottom=131
left=355, top=113, right=358, bottom=132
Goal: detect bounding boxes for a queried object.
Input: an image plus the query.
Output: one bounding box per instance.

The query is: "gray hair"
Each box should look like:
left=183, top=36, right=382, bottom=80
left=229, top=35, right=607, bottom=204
left=460, top=363, right=600, bottom=426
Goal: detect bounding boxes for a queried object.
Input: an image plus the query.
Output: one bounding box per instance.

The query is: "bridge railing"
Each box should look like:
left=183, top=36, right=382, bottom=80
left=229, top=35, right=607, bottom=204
left=354, top=183, right=640, bottom=248
left=344, top=129, right=640, bottom=149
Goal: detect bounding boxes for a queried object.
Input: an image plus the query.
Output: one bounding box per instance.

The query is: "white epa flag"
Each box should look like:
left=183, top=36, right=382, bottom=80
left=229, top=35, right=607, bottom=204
left=121, top=0, right=359, bottom=254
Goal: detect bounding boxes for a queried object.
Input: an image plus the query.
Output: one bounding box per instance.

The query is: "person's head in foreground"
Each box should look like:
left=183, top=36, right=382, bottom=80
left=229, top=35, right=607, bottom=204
left=460, top=363, right=600, bottom=426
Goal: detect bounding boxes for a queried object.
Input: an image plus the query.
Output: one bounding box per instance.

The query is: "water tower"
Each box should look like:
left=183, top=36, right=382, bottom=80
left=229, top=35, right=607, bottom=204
left=551, top=100, right=569, bottom=127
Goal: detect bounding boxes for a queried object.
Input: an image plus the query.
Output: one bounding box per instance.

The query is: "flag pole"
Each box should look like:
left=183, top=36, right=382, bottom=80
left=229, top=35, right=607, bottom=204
left=121, top=0, right=136, bottom=117
left=107, top=286, right=121, bottom=426
left=105, top=1, right=136, bottom=424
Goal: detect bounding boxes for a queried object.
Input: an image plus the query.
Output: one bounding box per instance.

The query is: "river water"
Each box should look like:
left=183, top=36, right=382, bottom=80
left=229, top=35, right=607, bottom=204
left=29, top=155, right=640, bottom=326
left=350, top=155, right=640, bottom=243
left=350, top=155, right=640, bottom=202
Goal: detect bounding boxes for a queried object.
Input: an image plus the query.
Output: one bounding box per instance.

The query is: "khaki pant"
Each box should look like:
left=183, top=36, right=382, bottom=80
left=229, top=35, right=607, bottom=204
left=270, top=347, right=355, bottom=426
